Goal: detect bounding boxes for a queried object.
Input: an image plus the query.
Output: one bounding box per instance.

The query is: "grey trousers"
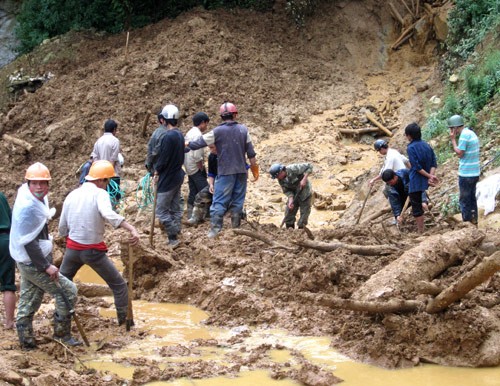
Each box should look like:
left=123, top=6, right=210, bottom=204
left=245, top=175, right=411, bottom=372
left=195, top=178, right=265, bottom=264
left=60, top=248, right=128, bottom=312
left=156, top=183, right=183, bottom=237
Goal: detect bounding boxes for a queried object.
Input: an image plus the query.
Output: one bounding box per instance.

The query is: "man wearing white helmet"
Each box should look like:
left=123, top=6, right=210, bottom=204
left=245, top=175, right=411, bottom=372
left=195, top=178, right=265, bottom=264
left=152, top=104, right=186, bottom=248
left=187, top=102, right=259, bottom=238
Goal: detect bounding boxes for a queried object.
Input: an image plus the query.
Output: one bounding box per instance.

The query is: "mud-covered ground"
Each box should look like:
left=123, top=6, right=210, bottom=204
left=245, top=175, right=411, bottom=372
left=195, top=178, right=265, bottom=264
left=0, top=1, right=499, bottom=385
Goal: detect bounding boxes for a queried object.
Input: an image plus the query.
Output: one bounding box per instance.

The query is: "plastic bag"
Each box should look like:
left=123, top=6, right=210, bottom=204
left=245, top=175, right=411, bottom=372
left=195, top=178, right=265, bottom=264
left=9, top=183, right=54, bottom=264
left=476, top=174, right=500, bottom=216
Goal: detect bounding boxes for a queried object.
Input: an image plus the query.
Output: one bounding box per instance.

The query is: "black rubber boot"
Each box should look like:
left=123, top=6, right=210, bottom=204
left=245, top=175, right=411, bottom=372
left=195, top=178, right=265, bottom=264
left=16, top=319, right=37, bottom=350
left=187, top=206, right=204, bottom=226
left=231, top=213, right=241, bottom=229
left=53, top=313, right=82, bottom=347
left=117, top=307, right=132, bottom=326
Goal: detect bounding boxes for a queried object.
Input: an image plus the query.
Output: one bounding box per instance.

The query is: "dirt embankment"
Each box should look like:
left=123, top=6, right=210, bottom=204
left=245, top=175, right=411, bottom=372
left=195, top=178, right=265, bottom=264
left=0, top=1, right=499, bottom=385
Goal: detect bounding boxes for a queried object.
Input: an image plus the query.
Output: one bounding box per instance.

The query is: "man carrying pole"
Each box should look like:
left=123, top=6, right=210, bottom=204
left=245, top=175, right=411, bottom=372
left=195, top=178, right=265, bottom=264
left=10, top=163, right=81, bottom=349
left=59, top=160, right=139, bottom=326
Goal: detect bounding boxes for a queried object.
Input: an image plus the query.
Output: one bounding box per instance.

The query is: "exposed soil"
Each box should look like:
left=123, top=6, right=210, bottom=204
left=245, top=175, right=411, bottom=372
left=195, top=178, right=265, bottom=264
left=0, top=1, right=499, bottom=385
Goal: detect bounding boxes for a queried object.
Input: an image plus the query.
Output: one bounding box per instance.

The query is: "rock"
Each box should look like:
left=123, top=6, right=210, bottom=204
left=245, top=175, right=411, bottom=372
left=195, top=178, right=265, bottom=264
left=449, top=74, right=459, bottom=83
left=434, top=2, right=453, bottom=42
left=0, top=370, right=23, bottom=385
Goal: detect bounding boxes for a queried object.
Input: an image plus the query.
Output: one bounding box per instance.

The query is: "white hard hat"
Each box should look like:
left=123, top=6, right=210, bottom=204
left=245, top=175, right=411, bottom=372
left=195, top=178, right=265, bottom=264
left=160, top=104, right=179, bottom=120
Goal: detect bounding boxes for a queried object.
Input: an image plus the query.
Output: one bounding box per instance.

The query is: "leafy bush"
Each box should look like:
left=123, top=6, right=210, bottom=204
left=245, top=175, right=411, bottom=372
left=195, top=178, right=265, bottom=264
left=445, top=0, right=500, bottom=71
left=440, top=193, right=460, bottom=217
left=285, top=0, right=319, bottom=27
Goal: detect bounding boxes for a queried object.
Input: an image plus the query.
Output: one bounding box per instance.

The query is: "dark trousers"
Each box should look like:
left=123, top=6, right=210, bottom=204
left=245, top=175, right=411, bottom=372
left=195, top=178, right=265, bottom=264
left=459, top=176, right=479, bottom=223
left=187, top=170, right=208, bottom=207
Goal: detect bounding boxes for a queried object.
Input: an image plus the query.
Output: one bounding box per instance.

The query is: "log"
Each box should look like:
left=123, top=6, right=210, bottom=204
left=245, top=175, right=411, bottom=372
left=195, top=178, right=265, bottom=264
left=426, top=251, right=500, bottom=313
left=232, top=229, right=296, bottom=251
left=361, top=207, right=392, bottom=224
left=414, top=280, right=442, bottom=295
left=391, top=18, right=422, bottom=50
left=2, top=134, right=33, bottom=152
left=293, top=239, right=398, bottom=256
left=299, top=292, right=421, bottom=313
left=365, top=111, right=393, bottom=137
left=76, top=282, right=113, bottom=297
left=339, top=127, right=380, bottom=135
left=388, top=2, right=405, bottom=25
left=353, top=227, right=485, bottom=301
left=141, top=112, right=152, bottom=137
left=400, top=0, right=415, bottom=18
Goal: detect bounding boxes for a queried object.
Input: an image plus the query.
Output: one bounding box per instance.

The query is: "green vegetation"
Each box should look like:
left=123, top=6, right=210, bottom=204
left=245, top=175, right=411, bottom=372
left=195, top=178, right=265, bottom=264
left=15, top=0, right=320, bottom=54
left=445, top=0, right=500, bottom=72
left=440, top=193, right=460, bottom=217
left=424, top=0, right=500, bottom=163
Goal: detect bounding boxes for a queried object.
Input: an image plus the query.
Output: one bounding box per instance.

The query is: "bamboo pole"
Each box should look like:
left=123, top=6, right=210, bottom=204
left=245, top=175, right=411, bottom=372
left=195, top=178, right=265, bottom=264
left=365, top=111, right=393, bottom=136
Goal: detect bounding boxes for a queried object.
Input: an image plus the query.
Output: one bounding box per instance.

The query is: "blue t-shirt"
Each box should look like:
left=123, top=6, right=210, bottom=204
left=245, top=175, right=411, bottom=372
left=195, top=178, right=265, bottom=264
left=407, top=139, right=437, bottom=193
left=457, top=127, right=480, bottom=177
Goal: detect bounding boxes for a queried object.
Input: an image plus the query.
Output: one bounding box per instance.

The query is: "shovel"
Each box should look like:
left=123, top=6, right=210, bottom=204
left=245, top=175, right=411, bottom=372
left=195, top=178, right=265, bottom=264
left=356, top=185, right=373, bottom=225
left=55, top=281, right=90, bottom=347
left=126, top=244, right=135, bottom=331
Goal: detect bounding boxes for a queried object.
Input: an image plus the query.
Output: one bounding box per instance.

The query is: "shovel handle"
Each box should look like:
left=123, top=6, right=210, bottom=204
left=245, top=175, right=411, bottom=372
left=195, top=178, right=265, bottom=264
left=149, top=179, right=159, bottom=247
left=55, top=281, right=90, bottom=347
left=126, top=244, right=135, bottom=331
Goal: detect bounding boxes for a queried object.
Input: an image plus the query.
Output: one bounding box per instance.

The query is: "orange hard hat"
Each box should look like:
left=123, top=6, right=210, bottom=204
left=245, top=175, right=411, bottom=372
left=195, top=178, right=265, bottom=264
left=85, top=160, right=116, bottom=181
left=25, top=162, right=51, bottom=181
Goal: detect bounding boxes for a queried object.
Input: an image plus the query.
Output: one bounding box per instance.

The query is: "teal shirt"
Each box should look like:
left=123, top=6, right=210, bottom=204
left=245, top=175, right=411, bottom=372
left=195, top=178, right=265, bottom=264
left=457, top=127, right=480, bottom=177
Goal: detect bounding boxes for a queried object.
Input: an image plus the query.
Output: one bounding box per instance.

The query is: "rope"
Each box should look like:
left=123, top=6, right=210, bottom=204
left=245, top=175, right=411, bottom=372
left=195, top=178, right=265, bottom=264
left=107, top=179, right=126, bottom=209
left=136, top=173, right=154, bottom=209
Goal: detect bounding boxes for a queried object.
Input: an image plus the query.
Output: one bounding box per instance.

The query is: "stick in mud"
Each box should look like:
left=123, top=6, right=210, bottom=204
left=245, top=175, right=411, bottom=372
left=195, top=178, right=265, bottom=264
left=126, top=244, right=135, bottom=331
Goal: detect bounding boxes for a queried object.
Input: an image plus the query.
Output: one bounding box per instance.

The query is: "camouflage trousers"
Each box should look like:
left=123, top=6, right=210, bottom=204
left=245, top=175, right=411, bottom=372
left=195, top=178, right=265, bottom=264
left=192, top=186, right=213, bottom=218
left=16, top=263, right=77, bottom=322
left=284, top=194, right=312, bottom=228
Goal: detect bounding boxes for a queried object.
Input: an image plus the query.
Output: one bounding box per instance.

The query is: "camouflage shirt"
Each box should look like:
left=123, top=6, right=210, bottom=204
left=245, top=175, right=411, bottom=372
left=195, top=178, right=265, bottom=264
left=278, top=163, right=313, bottom=201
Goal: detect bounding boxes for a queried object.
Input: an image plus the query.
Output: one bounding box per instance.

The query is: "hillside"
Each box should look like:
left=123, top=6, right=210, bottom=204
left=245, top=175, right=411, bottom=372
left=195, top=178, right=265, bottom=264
left=0, top=1, right=498, bottom=385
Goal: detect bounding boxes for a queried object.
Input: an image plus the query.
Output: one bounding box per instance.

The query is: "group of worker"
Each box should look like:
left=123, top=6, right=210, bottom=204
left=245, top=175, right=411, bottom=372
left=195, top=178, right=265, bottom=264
left=0, top=103, right=479, bottom=351
left=369, top=116, right=480, bottom=231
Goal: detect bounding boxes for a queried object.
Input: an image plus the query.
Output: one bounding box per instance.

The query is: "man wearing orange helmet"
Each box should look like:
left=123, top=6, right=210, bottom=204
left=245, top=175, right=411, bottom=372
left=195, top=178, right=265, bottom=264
left=59, top=160, right=140, bottom=326
left=10, top=162, right=81, bottom=349
left=187, top=102, right=259, bottom=238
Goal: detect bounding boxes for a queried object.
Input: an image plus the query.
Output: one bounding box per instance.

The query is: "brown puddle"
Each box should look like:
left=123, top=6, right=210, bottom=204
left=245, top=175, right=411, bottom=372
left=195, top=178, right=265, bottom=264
left=82, top=301, right=500, bottom=385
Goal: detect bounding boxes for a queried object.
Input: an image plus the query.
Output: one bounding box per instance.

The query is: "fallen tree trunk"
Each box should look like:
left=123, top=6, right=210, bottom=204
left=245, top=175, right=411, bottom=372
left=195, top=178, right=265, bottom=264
left=339, top=127, right=380, bottom=135
left=360, top=207, right=391, bottom=224
left=232, top=229, right=296, bottom=251
left=299, top=292, right=421, bottom=313
left=2, top=134, right=33, bottom=152
left=76, top=282, right=113, bottom=297
left=353, top=227, right=485, bottom=301
left=426, top=251, right=500, bottom=313
left=294, top=239, right=397, bottom=256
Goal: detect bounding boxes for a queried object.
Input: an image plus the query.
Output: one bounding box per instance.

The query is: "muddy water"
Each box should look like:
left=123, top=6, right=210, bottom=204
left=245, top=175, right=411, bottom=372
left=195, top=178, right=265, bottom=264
left=83, top=300, right=500, bottom=385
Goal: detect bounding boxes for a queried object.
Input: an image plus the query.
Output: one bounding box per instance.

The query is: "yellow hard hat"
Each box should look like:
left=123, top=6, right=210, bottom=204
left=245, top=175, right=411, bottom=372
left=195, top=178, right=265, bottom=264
left=25, top=162, right=51, bottom=181
left=85, top=160, right=116, bottom=181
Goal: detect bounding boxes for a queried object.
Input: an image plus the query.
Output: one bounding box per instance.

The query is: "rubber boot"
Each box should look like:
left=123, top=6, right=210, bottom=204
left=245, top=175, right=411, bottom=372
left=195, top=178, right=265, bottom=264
left=53, top=313, right=82, bottom=346
left=187, top=204, right=194, bottom=219
left=187, top=206, right=204, bottom=226
left=231, top=213, right=241, bottom=229
left=117, top=307, right=132, bottom=326
left=167, top=234, right=180, bottom=249
left=16, top=318, right=37, bottom=350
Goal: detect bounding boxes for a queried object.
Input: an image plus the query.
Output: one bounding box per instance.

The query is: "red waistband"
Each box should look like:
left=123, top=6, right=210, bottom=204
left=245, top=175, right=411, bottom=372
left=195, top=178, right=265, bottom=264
left=66, top=237, right=108, bottom=251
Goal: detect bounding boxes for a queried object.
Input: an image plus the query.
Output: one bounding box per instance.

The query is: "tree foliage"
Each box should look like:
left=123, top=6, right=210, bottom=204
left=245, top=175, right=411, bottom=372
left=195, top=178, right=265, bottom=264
left=15, top=0, right=323, bottom=54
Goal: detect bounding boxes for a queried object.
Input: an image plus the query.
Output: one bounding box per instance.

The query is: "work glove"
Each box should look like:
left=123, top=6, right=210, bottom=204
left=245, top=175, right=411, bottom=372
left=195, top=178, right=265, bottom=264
left=250, top=164, right=259, bottom=182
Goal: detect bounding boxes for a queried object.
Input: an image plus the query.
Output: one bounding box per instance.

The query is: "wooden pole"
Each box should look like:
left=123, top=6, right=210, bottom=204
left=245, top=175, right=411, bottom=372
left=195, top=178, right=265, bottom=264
left=126, top=244, right=135, bottom=331
left=125, top=31, right=130, bottom=60
left=365, top=111, right=393, bottom=137
left=426, top=251, right=500, bottom=314
left=356, top=185, right=373, bottom=225
left=141, top=112, right=151, bottom=137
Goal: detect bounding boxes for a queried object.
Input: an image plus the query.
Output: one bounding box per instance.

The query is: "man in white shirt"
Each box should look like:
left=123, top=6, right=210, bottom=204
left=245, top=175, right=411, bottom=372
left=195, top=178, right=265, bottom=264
left=184, top=112, right=210, bottom=218
left=91, top=119, right=122, bottom=205
left=59, top=160, right=139, bottom=326
left=369, top=139, right=410, bottom=187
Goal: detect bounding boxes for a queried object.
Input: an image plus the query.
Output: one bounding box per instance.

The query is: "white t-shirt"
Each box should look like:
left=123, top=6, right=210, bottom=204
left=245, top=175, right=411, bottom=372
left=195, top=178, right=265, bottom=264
left=184, top=126, right=205, bottom=176
left=380, top=148, right=408, bottom=174
left=59, top=182, right=124, bottom=244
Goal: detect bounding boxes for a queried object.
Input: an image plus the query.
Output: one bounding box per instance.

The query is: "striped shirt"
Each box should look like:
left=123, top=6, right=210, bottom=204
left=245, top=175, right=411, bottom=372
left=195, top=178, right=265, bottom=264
left=457, top=127, right=480, bottom=177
